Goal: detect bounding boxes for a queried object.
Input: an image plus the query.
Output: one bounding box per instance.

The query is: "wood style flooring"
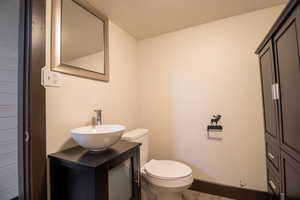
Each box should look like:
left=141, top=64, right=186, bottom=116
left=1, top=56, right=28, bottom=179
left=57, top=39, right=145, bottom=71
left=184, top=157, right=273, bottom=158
left=183, top=190, right=235, bottom=200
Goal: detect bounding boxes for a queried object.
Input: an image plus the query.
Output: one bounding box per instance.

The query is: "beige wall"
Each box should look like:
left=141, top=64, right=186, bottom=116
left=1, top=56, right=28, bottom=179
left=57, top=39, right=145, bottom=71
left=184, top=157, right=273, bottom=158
left=46, top=0, right=139, bottom=154
left=137, top=6, right=284, bottom=191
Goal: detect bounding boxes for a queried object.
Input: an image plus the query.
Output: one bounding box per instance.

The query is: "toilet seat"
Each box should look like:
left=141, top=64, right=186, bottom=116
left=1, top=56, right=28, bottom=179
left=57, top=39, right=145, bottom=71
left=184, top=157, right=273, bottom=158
left=144, top=159, right=192, bottom=180
left=142, top=160, right=193, bottom=189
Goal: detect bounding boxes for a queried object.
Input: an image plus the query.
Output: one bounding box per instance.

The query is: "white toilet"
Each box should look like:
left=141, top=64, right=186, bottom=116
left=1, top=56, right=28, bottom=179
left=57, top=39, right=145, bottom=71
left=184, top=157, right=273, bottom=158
left=122, top=129, right=193, bottom=200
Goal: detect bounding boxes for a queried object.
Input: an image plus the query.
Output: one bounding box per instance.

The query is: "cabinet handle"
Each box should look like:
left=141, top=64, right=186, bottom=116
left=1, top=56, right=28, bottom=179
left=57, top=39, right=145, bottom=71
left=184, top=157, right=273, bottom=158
left=269, top=180, right=277, bottom=190
left=271, top=84, right=277, bottom=100
left=271, top=83, right=280, bottom=100
left=268, top=152, right=275, bottom=160
left=271, top=84, right=276, bottom=100
left=275, top=83, right=280, bottom=100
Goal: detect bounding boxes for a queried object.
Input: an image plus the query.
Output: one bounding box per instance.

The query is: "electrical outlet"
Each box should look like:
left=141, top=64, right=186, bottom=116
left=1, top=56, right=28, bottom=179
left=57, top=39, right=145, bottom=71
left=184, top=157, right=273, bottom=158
left=41, top=66, right=61, bottom=87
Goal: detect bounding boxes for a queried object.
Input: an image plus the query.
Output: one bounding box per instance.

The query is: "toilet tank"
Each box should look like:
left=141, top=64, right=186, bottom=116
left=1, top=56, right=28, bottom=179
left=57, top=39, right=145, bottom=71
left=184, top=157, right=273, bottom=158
left=122, top=129, right=149, bottom=166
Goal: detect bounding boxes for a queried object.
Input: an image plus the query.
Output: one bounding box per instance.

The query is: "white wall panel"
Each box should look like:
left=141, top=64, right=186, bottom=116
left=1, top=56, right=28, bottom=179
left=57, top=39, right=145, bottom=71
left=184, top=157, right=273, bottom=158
left=0, top=129, right=17, bottom=142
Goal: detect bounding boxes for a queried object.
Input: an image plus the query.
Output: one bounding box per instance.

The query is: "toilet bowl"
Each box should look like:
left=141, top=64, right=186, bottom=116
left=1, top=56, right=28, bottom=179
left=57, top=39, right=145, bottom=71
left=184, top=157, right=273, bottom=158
left=141, top=159, right=193, bottom=200
left=122, top=129, right=193, bottom=200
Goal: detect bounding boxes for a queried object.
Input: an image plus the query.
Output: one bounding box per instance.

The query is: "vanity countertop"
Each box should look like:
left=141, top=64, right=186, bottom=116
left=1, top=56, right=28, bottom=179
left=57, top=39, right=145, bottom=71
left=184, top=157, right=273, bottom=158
left=48, top=141, right=140, bottom=168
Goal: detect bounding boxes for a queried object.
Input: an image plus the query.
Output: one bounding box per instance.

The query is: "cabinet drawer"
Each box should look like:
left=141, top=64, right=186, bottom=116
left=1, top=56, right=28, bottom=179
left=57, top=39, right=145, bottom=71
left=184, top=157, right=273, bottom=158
left=266, top=142, right=280, bottom=171
left=267, top=167, right=280, bottom=195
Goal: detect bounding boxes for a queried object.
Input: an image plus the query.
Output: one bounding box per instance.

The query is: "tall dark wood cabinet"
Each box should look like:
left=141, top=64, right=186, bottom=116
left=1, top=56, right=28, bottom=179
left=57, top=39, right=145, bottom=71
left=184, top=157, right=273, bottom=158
left=256, top=1, right=300, bottom=199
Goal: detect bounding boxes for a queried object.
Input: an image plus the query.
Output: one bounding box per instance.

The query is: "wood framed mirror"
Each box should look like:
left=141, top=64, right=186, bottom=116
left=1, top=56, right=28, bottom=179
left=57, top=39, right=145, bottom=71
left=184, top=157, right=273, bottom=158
left=51, top=0, right=109, bottom=81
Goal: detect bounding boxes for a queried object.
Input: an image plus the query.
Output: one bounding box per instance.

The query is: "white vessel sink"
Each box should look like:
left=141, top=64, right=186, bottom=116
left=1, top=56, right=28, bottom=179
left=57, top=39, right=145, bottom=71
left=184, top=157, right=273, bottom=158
left=70, top=125, right=126, bottom=151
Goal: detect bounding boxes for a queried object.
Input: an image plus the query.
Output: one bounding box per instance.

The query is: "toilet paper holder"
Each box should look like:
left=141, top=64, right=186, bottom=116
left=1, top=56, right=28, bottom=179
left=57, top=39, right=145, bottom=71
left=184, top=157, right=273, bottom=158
left=207, top=115, right=223, bottom=140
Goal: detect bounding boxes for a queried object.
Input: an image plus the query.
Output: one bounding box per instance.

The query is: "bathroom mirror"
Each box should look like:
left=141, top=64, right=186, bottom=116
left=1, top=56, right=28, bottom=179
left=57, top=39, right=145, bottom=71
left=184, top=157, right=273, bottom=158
left=51, top=0, right=109, bottom=81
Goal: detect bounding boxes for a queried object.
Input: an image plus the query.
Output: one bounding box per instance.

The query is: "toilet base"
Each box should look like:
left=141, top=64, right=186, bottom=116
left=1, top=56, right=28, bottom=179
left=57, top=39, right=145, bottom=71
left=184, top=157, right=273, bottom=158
left=141, top=175, right=192, bottom=200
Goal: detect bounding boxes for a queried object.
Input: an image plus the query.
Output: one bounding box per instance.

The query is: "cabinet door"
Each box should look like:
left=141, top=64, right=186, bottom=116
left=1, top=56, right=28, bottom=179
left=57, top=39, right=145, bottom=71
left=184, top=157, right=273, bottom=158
left=259, top=41, right=279, bottom=142
left=281, top=151, right=300, bottom=200
left=274, top=7, right=300, bottom=161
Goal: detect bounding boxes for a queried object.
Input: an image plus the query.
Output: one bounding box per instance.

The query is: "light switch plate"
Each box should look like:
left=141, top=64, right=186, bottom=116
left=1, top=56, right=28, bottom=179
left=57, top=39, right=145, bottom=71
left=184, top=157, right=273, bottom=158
left=41, top=66, right=61, bottom=87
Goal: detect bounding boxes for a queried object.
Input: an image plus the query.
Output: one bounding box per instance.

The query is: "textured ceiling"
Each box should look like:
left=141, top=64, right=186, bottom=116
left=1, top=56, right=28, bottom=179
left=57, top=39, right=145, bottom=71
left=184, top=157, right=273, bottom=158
left=87, top=0, right=287, bottom=40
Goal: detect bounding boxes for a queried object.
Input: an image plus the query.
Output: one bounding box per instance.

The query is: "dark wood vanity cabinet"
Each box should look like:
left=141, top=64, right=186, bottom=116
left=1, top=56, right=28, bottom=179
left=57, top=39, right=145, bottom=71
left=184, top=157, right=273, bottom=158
left=256, top=1, right=300, bottom=199
left=48, top=141, right=141, bottom=200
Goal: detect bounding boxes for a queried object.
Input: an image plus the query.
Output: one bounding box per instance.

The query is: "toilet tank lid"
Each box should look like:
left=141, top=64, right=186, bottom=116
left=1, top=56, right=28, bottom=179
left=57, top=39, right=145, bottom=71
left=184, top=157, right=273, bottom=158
left=122, top=129, right=149, bottom=141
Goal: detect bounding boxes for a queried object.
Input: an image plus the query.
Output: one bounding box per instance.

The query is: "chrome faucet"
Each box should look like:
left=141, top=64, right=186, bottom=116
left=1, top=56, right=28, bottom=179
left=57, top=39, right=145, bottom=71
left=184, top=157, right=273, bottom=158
left=94, top=109, right=102, bottom=125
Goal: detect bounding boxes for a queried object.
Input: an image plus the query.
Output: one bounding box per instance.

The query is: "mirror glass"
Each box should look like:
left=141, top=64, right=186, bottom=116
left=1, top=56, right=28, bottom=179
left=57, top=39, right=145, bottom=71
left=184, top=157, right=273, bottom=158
left=61, top=0, right=105, bottom=74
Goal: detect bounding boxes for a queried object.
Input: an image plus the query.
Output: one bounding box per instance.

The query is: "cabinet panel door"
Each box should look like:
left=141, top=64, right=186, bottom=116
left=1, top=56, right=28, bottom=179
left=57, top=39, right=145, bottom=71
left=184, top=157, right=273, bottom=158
left=259, top=42, right=278, bottom=141
left=281, top=151, right=300, bottom=200
left=274, top=8, right=300, bottom=160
